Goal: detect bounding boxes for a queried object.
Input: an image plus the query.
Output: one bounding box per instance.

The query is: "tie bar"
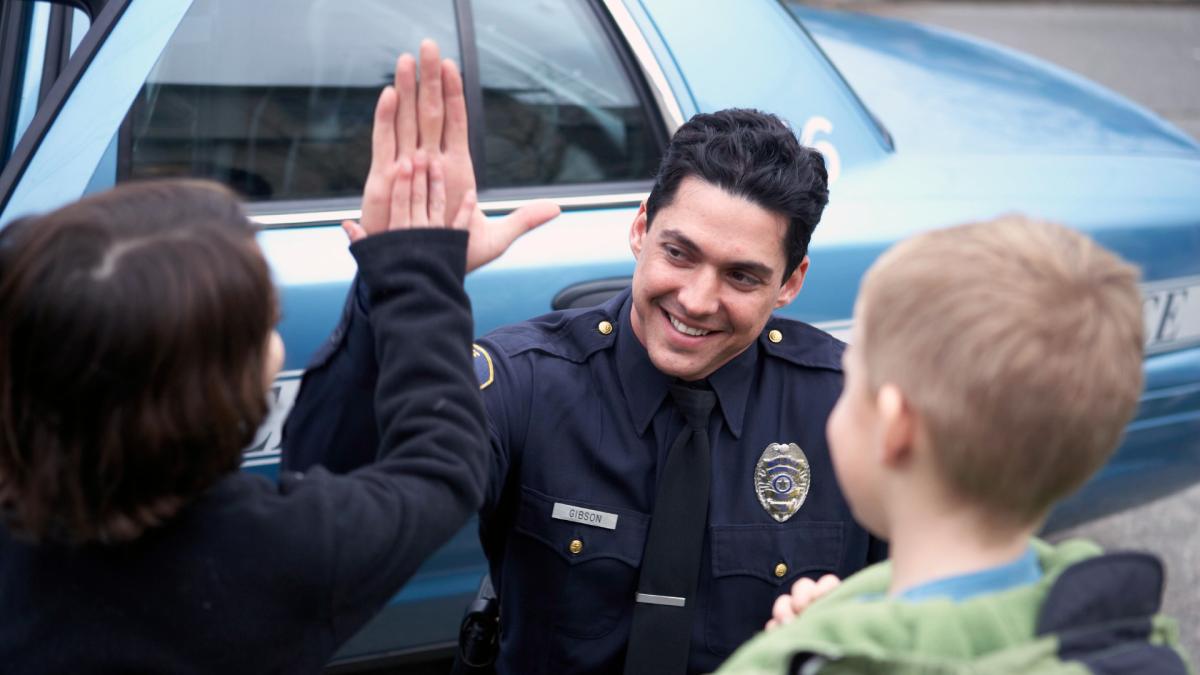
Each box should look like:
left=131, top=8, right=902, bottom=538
left=635, top=593, right=686, bottom=607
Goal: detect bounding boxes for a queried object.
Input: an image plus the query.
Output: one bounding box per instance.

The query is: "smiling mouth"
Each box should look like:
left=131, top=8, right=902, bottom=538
left=666, top=310, right=713, bottom=337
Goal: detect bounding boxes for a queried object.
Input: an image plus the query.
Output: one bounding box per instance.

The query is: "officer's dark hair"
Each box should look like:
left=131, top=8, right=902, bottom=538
left=0, top=180, right=277, bottom=544
left=644, top=108, right=829, bottom=281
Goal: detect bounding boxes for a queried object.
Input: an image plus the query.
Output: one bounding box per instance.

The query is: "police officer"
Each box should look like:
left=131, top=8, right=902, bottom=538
left=284, top=41, right=885, bottom=675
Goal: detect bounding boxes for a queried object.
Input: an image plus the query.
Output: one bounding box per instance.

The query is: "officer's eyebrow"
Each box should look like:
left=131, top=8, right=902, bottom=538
left=659, top=228, right=775, bottom=280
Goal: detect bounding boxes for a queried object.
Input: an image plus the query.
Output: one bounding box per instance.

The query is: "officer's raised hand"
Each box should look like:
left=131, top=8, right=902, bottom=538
left=343, top=40, right=560, bottom=270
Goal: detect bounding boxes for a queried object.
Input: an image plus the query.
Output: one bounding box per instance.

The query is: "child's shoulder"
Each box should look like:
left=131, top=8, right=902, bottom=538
left=715, top=539, right=1192, bottom=675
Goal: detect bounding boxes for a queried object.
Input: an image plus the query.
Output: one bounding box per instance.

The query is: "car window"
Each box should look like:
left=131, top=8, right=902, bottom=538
left=472, top=0, right=660, bottom=189
left=120, top=0, right=662, bottom=204
left=124, top=0, right=458, bottom=202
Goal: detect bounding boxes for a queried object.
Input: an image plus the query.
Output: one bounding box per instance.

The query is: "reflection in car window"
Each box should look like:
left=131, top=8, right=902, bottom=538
left=472, top=0, right=660, bottom=188
left=126, top=0, right=457, bottom=202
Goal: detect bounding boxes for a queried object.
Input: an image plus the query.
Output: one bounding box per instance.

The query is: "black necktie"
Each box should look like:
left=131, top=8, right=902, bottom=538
left=624, top=382, right=717, bottom=675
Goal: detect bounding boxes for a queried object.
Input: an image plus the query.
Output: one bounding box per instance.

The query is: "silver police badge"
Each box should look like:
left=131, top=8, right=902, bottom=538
left=754, top=443, right=811, bottom=522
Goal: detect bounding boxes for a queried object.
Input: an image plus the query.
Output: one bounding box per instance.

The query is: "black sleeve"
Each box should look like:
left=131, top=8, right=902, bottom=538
left=280, top=229, right=489, bottom=642
left=280, top=275, right=380, bottom=475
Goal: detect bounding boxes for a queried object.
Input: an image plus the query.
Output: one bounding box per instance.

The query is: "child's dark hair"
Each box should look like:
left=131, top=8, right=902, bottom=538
left=0, top=180, right=277, bottom=544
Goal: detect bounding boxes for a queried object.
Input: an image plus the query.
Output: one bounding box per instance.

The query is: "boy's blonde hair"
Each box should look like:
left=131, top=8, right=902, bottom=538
left=858, top=215, right=1144, bottom=525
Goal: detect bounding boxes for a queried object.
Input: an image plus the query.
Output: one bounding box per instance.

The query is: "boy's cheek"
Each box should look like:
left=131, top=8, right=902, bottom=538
left=827, top=396, right=884, bottom=534
left=826, top=394, right=856, bottom=465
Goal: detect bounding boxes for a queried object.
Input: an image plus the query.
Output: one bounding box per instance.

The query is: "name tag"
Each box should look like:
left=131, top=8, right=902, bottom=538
left=552, top=502, right=618, bottom=530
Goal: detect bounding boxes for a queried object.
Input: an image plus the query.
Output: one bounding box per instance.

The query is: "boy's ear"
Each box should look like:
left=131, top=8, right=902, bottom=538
left=876, top=384, right=915, bottom=467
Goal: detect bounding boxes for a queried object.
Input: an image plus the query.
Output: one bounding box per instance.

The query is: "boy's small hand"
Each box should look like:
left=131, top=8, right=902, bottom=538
left=764, top=574, right=841, bottom=630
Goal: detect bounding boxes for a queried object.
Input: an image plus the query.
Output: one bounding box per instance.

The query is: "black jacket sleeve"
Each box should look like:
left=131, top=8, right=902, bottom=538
left=278, top=229, right=488, bottom=642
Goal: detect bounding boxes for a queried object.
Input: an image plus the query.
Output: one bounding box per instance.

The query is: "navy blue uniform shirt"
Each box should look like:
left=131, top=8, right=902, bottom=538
left=284, top=286, right=885, bottom=674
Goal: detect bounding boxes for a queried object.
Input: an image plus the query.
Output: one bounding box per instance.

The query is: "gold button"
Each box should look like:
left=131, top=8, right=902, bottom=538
left=569, top=539, right=584, bottom=555
left=774, top=563, right=788, bottom=578
left=768, top=329, right=783, bottom=343
left=598, top=320, right=614, bottom=336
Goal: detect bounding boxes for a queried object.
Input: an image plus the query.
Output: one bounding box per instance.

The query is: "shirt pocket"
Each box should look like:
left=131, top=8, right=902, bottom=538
left=704, top=521, right=844, bottom=656
left=513, top=486, right=649, bottom=639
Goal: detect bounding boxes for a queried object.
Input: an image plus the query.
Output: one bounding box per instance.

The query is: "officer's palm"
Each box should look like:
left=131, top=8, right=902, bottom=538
left=435, top=58, right=559, bottom=272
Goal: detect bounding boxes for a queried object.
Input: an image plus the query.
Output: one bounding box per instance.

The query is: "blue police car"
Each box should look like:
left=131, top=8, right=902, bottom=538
left=2, top=0, right=1198, bottom=669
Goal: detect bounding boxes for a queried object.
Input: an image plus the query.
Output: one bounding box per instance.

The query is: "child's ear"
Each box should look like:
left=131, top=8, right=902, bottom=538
left=876, top=384, right=915, bottom=467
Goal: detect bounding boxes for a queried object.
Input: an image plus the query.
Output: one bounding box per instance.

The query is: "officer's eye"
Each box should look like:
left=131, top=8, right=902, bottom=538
left=728, top=270, right=762, bottom=288
left=663, top=244, right=688, bottom=262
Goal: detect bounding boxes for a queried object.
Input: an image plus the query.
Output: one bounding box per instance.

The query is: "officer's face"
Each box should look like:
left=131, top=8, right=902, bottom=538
left=628, top=176, right=807, bottom=381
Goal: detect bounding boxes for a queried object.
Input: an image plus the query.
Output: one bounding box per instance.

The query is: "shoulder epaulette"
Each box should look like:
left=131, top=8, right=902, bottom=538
left=759, top=316, right=845, bottom=372
left=479, top=299, right=621, bottom=365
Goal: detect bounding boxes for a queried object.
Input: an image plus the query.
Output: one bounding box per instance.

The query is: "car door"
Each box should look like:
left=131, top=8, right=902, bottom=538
left=0, top=0, right=681, bottom=665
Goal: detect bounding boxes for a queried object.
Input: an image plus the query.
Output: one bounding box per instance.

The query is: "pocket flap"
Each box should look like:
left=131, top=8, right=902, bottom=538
left=514, top=487, right=649, bottom=567
left=710, top=521, right=844, bottom=584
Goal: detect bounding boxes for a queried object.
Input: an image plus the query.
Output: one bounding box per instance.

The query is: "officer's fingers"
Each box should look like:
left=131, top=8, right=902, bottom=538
left=442, top=58, right=469, bottom=153
left=363, top=86, right=398, bottom=233
left=388, top=157, right=413, bottom=231
left=395, top=54, right=417, bottom=157
left=498, top=200, right=561, bottom=238
left=465, top=200, right=560, bottom=273
left=370, top=85, right=398, bottom=169
left=428, top=157, right=446, bottom=227
left=417, top=39, right=444, bottom=153
left=452, top=189, right=476, bottom=231
left=410, top=150, right=429, bottom=227
left=341, top=220, right=367, bottom=244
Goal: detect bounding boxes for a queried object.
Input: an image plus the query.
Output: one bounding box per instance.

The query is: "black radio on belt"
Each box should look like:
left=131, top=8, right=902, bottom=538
left=453, top=574, right=499, bottom=675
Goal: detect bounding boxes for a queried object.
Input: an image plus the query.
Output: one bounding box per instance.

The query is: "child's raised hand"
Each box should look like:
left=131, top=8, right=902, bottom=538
left=764, top=573, right=841, bottom=631
left=343, top=151, right=474, bottom=241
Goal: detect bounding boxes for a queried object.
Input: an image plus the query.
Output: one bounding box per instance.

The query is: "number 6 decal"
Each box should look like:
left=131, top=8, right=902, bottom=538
left=800, top=116, right=841, bottom=185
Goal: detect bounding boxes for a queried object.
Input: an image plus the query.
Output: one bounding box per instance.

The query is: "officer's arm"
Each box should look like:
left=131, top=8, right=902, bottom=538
left=475, top=344, right=530, bottom=591
left=473, top=340, right=528, bottom=514
left=280, top=276, right=381, bottom=474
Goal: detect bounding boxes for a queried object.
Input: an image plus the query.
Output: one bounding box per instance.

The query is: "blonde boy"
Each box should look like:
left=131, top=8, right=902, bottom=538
left=718, top=216, right=1193, bottom=674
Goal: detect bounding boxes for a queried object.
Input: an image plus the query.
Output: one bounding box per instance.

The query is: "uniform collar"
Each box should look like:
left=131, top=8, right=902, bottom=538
left=613, top=290, right=756, bottom=439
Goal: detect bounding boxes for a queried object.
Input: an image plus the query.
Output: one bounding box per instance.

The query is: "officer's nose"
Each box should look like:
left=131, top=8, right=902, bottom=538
left=676, top=267, right=721, bottom=319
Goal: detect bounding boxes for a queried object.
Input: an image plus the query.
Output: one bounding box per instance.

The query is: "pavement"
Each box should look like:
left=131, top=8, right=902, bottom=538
left=842, top=0, right=1200, bottom=661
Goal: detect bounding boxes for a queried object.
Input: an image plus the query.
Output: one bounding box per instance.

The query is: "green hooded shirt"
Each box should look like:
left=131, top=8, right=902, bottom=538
left=716, top=539, right=1192, bottom=675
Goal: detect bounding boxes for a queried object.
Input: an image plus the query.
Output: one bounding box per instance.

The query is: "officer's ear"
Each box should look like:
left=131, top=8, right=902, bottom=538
left=773, top=255, right=809, bottom=309
left=629, top=201, right=649, bottom=258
